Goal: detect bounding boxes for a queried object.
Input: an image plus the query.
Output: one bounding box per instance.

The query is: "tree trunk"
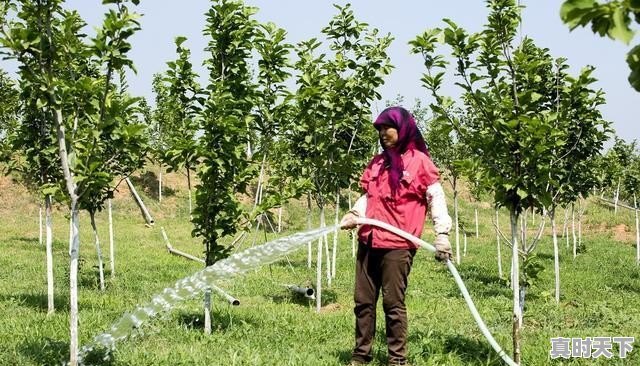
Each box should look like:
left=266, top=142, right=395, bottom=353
left=578, top=197, right=583, bottom=252
left=307, top=194, right=312, bottom=269
left=349, top=189, right=356, bottom=258
left=69, top=206, right=80, bottom=366
left=39, top=202, right=43, bottom=246
left=158, top=165, right=163, bottom=203
left=277, top=207, right=283, bottom=233
left=54, top=108, right=80, bottom=366
left=475, top=208, right=479, bottom=238
left=496, top=209, right=503, bottom=278
left=316, top=205, right=323, bottom=312
left=331, top=190, right=339, bottom=279
left=45, top=195, right=54, bottom=315
left=453, top=182, right=460, bottom=265
left=108, top=198, right=115, bottom=278
left=204, top=288, right=212, bottom=335
left=510, top=210, right=521, bottom=365
left=635, top=194, right=639, bottom=266
left=551, top=208, right=560, bottom=304
left=187, top=166, right=193, bottom=221
left=572, top=203, right=577, bottom=259
left=561, top=207, right=568, bottom=239
left=615, top=178, right=621, bottom=215
left=69, top=215, right=73, bottom=255
left=322, top=206, right=331, bottom=286
left=463, top=232, right=468, bottom=257
left=90, top=211, right=105, bottom=291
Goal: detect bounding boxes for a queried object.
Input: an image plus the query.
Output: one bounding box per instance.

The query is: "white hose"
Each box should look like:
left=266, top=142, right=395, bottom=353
left=355, top=218, right=518, bottom=366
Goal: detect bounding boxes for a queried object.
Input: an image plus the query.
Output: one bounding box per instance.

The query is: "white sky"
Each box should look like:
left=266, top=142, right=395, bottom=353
left=6, top=0, right=638, bottom=143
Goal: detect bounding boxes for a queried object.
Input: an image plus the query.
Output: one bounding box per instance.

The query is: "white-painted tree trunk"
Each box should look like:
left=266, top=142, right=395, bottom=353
left=615, top=178, right=621, bottom=215
left=561, top=207, right=568, bottom=239
left=187, top=167, right=193, bottom=221
left=39, top=202, right=43, bottom=246
left=69, top=207, right=80, bottom=366
left=108, top=199, right=115, bottom=278
left=551, top=208, right=560, bottom=304
left=635, top=194, right=639, bottom=266
left=45, top=195, right=54, bottom=315
left=348, top=190, right=355, bottom=258
left=463, top=232, right=468, bottom=257
left=316, top=206, right=323, bottom=312
left=496, top=209, right=503, bottom=278
left=204, top=288, right=212, bottom=335
left=158, top=166, right=162, bottom=203
left=322, top=207, right=331, bottom=286
left=69, top=216, right=73, bottom=255
left=578, top=197, right=582, bottom=252
left=510, top=210, right=522, bottom=364
left=454, top=190, right=460, bottom=265
left=90, top=212, right=105, bottom=291
left=307, top=194, right=312, bottom=269
left=572, top=203, right=577, bottom=259
left=54, top=108, right=80, bottom=366
left=475, top=208, right=479, bottom=238
left=331, top=191, right=339, bottom=279
left=277, top=207, right=283, bottom=233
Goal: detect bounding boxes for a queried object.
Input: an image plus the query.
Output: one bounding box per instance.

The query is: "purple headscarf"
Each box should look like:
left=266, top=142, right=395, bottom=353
left=373, top=106, right=430, bottom=193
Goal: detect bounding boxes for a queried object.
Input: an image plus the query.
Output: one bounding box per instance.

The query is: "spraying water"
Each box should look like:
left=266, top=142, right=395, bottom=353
left=78, top=225, right=336, bottom=363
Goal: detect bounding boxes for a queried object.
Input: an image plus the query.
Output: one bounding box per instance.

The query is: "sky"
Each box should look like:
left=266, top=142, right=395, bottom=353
left=7, top=0, right=638, bottom=143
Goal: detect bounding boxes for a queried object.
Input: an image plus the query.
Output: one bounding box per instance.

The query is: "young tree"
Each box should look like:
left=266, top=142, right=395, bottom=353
left=425, top=113, right=468, bottom=264
left=194, top=0, right=258, bottom=266
left=160, top=36, right=202, bottom=217
left=1, top=1, right=142, bottom=363
left=0, top=70, right=19, bottom=163
left=411, top=1, right=609, bottom=362
left=288, top=4, right=392, bottom=307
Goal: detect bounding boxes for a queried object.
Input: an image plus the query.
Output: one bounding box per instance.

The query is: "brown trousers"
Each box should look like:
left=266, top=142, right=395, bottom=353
left=352, top=241, right=416, bottom=364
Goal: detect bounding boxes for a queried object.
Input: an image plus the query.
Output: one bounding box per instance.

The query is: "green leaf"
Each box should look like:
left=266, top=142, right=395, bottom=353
left=609, top=6, right=634, bottom=44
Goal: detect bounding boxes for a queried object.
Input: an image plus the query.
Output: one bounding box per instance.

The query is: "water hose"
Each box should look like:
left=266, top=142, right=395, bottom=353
left=355, top=218, right=518, bottom=366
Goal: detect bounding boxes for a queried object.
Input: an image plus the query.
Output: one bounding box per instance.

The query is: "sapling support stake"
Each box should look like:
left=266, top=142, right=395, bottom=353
left=635, top=194, right=639, bottom=266
left=161, top=227, right=205, bottom=263
left=210, top=284, right=240, bottom=306
left=125, top=178, right=154, bottom=226
left=204, top=288, right=212, bottom=335
left=108, top=198, right=115, bottom=278
left=355, top=218, right=518, bottom=366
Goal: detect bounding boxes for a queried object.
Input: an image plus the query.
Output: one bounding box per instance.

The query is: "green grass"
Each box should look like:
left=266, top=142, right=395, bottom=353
left=1, top=175, right=640, bottom=365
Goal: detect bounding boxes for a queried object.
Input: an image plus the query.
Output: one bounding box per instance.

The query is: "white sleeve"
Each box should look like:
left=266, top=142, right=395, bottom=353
left=351, top=195, right=367, bottom=217
left=426, top=182, right=452, bottom=234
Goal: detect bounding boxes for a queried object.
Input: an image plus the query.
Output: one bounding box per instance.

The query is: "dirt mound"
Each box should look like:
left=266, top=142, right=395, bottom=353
left=612, top=224, right=634, bottom=243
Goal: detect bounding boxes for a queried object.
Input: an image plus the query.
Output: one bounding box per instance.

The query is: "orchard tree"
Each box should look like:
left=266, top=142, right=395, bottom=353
left=249, top=21, right=295, bottom=233
left=543, top=58, right=611, bottom=302
left=411, top=0, right=609, bottom=363
left=288, top=4, right=392, bottom=308
left=0, top=70, right=19, bottom=162
left=149, top=73, right=171, bottom=201
left=561, top=0, right=640, bottom=91
left=160, top=36, right=202, bottom=217
left=0, top=0, right=142, bottom=364
left=0, top=65, right=64, bottom=315
left=194, top=0, right=258, bottom=266
left=425, top=112, right=468, bottom=264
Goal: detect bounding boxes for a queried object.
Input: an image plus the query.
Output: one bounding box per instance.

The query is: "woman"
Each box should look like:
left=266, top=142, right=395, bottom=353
left=340, top=106, right=452, bottom=366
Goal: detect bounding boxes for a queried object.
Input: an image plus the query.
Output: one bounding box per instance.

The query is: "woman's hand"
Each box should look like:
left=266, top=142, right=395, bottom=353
left=433, top=233, right=452, bottom=262
left=340, top=212, right=359, bottom=230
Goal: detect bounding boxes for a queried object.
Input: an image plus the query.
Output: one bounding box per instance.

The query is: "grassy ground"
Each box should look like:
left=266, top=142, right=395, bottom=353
left=1, top=172, right=640, bottom=365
